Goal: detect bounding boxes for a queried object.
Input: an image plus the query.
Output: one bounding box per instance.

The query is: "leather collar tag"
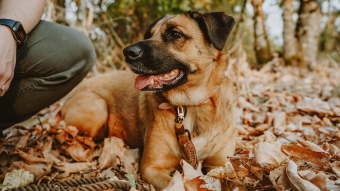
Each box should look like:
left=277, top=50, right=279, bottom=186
left=175, top=105, right=198, bottom=168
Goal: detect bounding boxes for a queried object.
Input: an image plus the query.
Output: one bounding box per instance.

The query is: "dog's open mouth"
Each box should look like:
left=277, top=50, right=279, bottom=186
left=135, top=69, right=185, bottom=91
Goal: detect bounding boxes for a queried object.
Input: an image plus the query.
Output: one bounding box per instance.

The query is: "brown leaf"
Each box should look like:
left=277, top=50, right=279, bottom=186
left=331, top=161, right=340, bottom=177
left=282, top=145, right=329, bottom=165
left=230, top=159, right=249, bottom=179
left=55, top=130, right=69, bottom=144
left=55, top=162, right=96, bottom=174
left=63, top=125, right=79, bottom=137
left=306, top=173, right=329, bottom=191
left=185, top=176, right=221, bottom=191
left=308, top=172, right=340, bottom=191
left=11, top=161, right=51, bottom=179
left=249, top=165, right=264, bottom=180
left=42, top=137, right=62, bottom=164
left=254, top=142, right=287, bottom=169
left=76, top=136, right=97, bottom=149
left=180, top=160, right=221, bottom=191
left=123, top=148, right=140, bottom=176
left=286, top=160, right=321, bottom=191
left=298, top=140, right=325, bottom=152
left=207, top=160, right=238, bottom=181
left=17, top=151, right=49, bottom=164
left=15, top=133, right=30, bottom=150
left=273, top=111, right=286, bottom=135
left=2, top=169, right=34, bottom=189
left=238, top=97, right=259, bottom=112
left=297, top=97, right=333, bottom=116
left=269, top=166, right=291, bottom=191
left=64, top=140, right=93, bottom=162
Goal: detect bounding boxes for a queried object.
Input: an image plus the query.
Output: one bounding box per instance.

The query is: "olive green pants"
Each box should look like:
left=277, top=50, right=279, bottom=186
left=0, top=21, right=95, bottom=128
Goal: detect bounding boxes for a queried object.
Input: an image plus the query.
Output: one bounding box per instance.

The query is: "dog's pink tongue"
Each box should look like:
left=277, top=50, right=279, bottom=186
left=135, top=75, right=154, bottom=90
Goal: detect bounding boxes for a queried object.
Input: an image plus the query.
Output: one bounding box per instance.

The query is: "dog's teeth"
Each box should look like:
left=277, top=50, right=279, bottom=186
left=150, top=79, right=155, bottom=84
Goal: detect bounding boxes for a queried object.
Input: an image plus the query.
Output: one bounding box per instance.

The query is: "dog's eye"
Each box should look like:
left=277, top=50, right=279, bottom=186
left=165, top=30, right=184, bottom=41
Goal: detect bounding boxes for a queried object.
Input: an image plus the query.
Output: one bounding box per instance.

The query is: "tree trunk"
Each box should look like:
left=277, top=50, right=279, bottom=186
left=282, top=0, right=298, bottom=64
left=321, top=13, right=337, bottom=52
left=251, top=0, right=272, bottom=67
left=296, top=0, right=322, bottom=68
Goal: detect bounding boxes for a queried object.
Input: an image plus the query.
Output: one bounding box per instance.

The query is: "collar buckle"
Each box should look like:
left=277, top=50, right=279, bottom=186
left=174, top=105, right=197, bottom=168
left=175, top=105, right=186, bottom=123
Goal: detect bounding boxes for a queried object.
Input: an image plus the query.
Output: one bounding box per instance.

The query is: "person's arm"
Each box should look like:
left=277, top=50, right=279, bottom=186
left=0, top=0, right=45, bottom=33
left=0, top=0, right=45, bottom=96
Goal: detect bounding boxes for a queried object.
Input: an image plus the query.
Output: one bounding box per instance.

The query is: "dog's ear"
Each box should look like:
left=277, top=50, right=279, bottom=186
left=144, top=15, right=166, bottom=39
left=190, top=12, right=235, bottom=50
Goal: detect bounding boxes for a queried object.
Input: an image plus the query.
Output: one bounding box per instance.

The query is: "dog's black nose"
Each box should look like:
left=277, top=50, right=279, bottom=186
left=123, top=45, right=143, bottom=60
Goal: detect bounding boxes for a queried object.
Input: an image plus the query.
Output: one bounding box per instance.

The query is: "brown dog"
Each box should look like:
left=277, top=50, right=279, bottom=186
left=61, top=11, right=236, bottom=190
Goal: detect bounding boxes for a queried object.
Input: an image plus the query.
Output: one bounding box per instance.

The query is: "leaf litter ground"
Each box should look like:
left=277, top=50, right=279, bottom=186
left=0, top=60, right=339, bottom=191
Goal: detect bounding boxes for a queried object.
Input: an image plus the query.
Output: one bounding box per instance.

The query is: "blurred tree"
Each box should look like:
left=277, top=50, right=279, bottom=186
left=250, top=0, right=273, bottom=68
left=320, top=9, right=339, bottom=53
left=282, top=0, right=298, bottom=64
left=44, top=0, right=338, bottom=71
left=296, top=0, right=322, bottom=68
left=106, top=0, right=199, bottom=42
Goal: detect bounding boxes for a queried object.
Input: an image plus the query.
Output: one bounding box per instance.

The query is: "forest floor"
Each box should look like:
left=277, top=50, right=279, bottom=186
left=0, top=58, right=339, bottom=191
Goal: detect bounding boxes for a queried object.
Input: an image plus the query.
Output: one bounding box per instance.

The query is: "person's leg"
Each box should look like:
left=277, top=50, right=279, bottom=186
left=0, top=21, right=95, bottom=128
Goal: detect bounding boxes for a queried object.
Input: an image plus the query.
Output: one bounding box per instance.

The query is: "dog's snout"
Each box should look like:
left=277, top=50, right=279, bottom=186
left=123, top=45, right=143, bottom=60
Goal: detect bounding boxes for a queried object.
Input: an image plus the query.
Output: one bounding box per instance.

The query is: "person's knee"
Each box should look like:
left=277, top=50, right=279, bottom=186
left=29, top=21, right=96, bottom=78
left=0, top=23, right=97, bottom=128
left=73, top=32, right=96, bottom=76
left=59, top=28, right=96, bottom=78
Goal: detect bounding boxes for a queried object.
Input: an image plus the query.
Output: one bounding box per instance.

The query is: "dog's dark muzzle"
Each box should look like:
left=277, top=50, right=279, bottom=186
left=123, top=41, right=157, bottom=75
left=124, top=41, right=180, bottom=75
left=123, top=41, right=189, bottom=91
left=123, top=41, right=150, bottom=63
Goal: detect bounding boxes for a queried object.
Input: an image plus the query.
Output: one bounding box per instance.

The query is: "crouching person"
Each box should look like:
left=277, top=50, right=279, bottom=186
left=0, top=0, right=95, bottom=128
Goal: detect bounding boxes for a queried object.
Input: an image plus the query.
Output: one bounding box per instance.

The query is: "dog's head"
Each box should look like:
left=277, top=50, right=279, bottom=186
left=123, top=11, right=234, bottom=105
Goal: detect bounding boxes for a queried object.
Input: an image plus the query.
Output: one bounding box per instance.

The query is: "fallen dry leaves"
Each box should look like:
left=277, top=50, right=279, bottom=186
left=255, top=142, right=287, bottom=169
left=0, top=58, right=339, bottom=190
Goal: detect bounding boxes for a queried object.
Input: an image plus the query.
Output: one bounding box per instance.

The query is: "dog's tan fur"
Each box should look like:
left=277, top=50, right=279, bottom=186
left=61, top=13, right=237, bottom=190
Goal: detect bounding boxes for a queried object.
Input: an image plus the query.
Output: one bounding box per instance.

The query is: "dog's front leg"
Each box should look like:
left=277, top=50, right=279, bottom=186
left=140, top=110, right=181, bottom=190
left=203, top=128, right=237, bottom=170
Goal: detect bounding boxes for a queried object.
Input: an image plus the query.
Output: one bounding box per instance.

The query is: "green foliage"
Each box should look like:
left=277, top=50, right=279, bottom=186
left=53, top=0, right=338, bottom=70
left=108, top=0, right=191, bottom=18
left=105, top=0, right=198, bottom=41
left=103, top=0, right=241, bottom=42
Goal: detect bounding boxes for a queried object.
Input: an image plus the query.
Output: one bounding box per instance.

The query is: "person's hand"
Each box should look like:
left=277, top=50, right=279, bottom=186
left=0, top=25, right=16, bottom=96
